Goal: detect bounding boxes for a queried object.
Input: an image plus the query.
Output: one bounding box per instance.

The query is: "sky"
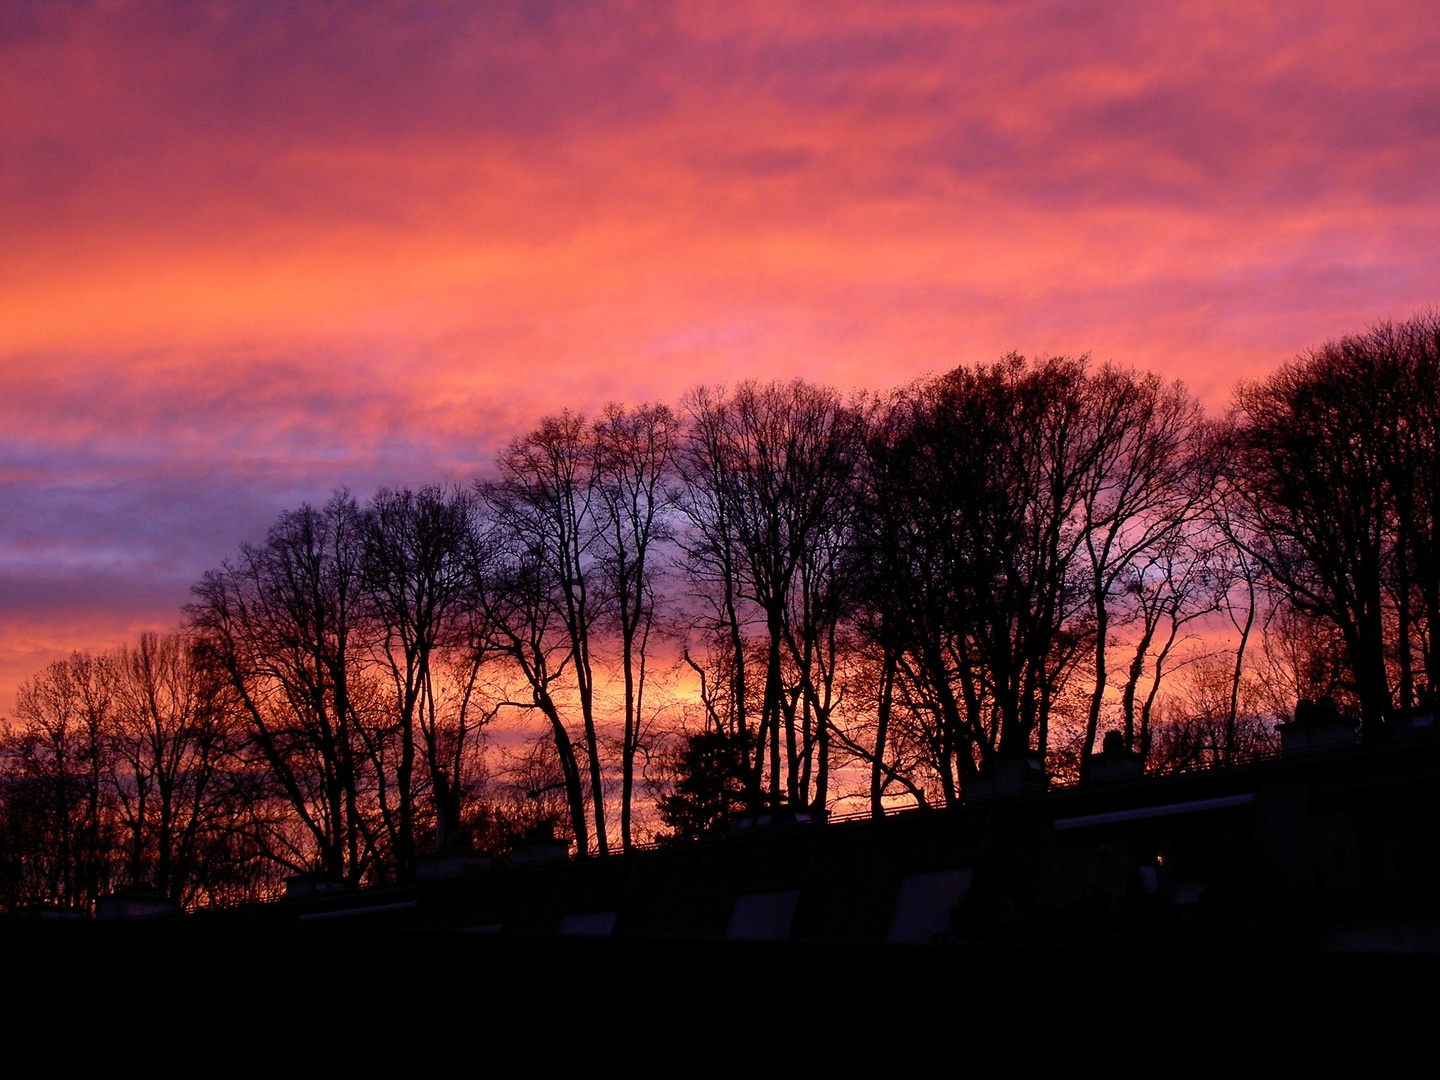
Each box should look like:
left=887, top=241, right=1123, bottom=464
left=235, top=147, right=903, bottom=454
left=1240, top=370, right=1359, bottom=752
left=2, top=0, right=1438, bottom=714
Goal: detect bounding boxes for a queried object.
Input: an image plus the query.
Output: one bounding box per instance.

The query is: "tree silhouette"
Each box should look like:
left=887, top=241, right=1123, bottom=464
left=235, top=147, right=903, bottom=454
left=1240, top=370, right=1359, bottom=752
left=1230, top=315, right=1440, bottom=734
left=680, top=380, right=865, bottom=812
left=657, top=728, right=750, bottom=841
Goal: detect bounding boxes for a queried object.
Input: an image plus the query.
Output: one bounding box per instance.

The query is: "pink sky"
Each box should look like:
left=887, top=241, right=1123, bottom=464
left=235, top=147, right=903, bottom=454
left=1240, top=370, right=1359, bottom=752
left=2, top=1, right=1438, bottom=712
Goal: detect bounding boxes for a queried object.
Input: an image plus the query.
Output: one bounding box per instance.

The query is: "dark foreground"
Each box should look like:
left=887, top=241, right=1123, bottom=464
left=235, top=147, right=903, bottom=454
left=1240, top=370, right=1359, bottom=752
left=9, top=731, right=1440, bottom=1062
left=2, top=920, right=1433, bottom=1067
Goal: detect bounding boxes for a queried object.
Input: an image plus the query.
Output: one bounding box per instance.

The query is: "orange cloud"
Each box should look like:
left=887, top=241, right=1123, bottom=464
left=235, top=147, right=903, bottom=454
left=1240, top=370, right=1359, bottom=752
left=1, top=1, right=1437, bottom=709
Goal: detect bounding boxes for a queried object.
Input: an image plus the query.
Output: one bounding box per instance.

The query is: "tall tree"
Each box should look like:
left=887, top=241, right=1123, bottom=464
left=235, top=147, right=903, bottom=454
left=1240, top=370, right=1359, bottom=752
left=1077, top=368, right=1210, bottom=770
left=591, top=403, right=680, bottom=850
left=1232, top=336, right=1404, bottom=733
left=468, top=500, right=591, bottom=856
left=1382, top=313, right=1440, bottom=703
left=1, top=653, right=118, bottom=910
left=480, top=414, right=609, bottom=853
left=109, top=631, right=239, bottom=904
left=681, top=380, right=865, bottom=811
left=855, top=357, right=1111, bottom=795
left=188, top=493, right=376, bottom=885
left=361, top=485, right=476, bottom=868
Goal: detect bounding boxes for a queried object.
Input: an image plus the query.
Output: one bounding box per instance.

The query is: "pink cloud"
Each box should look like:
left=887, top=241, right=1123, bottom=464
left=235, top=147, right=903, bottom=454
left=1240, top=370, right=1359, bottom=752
left=1, top=1, right=1437, bottom=710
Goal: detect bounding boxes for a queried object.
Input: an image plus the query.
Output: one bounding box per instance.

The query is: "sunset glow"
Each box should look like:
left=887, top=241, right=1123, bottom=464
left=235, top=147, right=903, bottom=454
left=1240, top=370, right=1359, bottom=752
left=3, top=1, right=1438, bottom=711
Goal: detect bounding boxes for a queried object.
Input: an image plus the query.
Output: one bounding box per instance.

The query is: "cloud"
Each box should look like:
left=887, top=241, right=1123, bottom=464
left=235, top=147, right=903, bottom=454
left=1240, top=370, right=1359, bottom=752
left=1, top=0, right=1437, bottom=709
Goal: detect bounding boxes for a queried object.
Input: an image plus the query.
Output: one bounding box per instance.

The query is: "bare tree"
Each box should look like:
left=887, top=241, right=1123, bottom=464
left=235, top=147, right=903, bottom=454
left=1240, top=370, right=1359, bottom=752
left=108, top=631, right=246, bottom=905
left=1380, top=312, right=1440, bottom=704
left=188, top=493, right=377, bottom=885
left=1251, top=601, right=1354, bottom=719
left=360, top=485, right=477, bottom=869
left=854, top=356, right=1116, bottom=796
left=853, top=384, right=975, bottom=803
left=1112, top=528, right=1223, bottom=763
left=1077, top=369, right=1209, bottom=771
left=1, top=653, right=119, bottom=910
left=476, top=428, right=601, bottom=854
left=680, top=380, right=865, bottom=812
left=1232, top=338, right=1402, bottom=733
left=591, top=403, right=680, bottom=850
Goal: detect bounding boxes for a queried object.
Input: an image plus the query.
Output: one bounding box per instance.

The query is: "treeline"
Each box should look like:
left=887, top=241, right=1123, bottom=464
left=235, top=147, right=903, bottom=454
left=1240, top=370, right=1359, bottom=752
left=4, top=310, right=1438, bottom=911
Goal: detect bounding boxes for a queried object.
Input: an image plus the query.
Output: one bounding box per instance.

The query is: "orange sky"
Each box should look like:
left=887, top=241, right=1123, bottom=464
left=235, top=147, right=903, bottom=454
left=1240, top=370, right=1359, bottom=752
left=2, top=1, right=1438, bottom=712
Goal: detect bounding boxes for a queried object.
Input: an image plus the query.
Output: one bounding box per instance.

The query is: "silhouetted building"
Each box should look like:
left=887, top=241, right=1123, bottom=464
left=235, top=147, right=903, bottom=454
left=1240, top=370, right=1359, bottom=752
left=95, top=888, right=178, bottom=920
left=189, top=717, right=1440, bottom=951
